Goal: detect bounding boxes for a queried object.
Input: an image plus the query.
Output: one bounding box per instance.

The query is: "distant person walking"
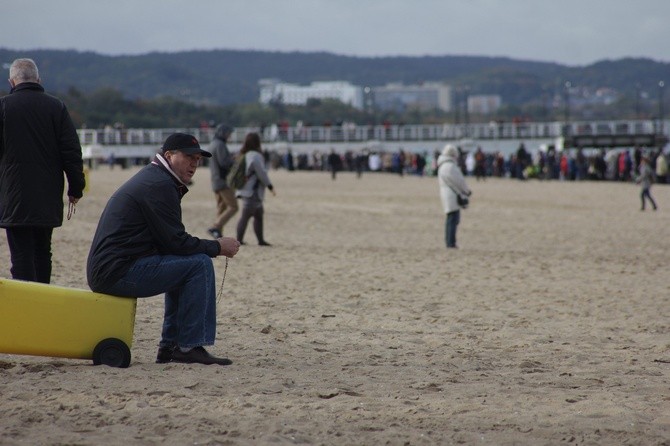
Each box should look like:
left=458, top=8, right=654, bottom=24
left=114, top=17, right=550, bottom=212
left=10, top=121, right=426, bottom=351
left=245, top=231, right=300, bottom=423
left=655, top=150, right=668, bottom=184
left=474, top=146, right=486, bottom=181
left=0, top=58, right=85, bottom=283
left=516, top=143, right=529, bottom=180
left=328, top=149, right=342, bottom=180
left=236, top=133, right=276, bottom=246
left=636, top=156, right=657, bottom=211
left=207, top=123, right=238, bottom=238
left=437, top=144, right=471, bottom=249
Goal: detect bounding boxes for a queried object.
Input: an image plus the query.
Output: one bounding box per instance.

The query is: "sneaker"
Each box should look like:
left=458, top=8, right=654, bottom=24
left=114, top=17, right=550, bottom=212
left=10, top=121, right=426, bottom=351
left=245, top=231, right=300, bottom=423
left=156, top=345, right=174, bottom=364
left=208, top=228, right=222, bottom=239
left=171, top=346, right=232, bottom=366
left=258, top=240, right=272, bottom=246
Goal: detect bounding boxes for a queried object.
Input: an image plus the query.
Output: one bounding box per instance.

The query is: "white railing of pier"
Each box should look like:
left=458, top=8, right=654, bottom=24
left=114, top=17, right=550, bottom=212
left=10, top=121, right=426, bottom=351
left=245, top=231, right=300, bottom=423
left=78, top=119, right=666, bottom=147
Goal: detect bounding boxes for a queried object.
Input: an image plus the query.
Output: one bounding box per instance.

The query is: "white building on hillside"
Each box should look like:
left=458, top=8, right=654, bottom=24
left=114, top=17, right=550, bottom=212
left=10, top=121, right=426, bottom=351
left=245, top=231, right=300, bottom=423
left=467, top=95, right=502, bottom=114
left=372, top=82, right=452, bottom=112
left=259, top=79, right=365, bottom=109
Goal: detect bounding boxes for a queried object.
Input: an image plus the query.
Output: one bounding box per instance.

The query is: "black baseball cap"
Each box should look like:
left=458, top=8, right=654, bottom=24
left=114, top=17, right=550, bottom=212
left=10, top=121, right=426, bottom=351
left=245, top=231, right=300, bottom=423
left=161, top=133, right=212, bottom=158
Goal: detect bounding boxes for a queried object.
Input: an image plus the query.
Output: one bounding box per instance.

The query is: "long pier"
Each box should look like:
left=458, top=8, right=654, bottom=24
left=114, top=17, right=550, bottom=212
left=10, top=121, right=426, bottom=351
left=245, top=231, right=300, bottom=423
left=79, top=119, right=668, bottom=162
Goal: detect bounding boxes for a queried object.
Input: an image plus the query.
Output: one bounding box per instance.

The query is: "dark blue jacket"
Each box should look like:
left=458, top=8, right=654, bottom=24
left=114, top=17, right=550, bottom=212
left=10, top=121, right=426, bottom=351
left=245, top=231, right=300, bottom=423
left=0, top=82, right=85, bottom=227
left=87, top=156, right=220, bottom=292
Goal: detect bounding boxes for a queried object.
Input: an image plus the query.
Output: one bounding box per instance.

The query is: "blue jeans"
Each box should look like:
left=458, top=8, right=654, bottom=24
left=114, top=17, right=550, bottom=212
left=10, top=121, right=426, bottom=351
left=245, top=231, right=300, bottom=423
left=445, top=210, right=460, bottom=248
left=101, top=254, right=217, bottom=350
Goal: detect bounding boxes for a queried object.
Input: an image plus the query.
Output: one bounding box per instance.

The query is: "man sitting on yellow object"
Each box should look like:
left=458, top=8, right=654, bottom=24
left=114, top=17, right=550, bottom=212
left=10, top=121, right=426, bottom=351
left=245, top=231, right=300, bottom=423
left=87, top=133, right=240, bottom=365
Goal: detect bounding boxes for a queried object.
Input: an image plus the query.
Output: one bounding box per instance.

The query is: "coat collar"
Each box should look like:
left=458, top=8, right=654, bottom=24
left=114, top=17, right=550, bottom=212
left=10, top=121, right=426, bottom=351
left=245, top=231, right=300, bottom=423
left=10, top=82, right=44, bottom=94
left=151, top=154, right=189, bottom=197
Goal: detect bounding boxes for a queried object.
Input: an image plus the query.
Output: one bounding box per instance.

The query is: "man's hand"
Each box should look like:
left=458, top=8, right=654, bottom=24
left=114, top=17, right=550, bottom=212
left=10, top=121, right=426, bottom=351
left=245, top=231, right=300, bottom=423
left=68, top=196, right=80, bottom=204
left=218, top=237, right=241, bottom=258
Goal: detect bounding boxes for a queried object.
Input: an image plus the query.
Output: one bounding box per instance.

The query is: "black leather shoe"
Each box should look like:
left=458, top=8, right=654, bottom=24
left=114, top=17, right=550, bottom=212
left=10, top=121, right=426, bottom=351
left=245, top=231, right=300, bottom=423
left=156, top=345, right=174, bottom=363
left=171, top=346, right=232, bottom=366
left=258, top=240, right=272, bottom=246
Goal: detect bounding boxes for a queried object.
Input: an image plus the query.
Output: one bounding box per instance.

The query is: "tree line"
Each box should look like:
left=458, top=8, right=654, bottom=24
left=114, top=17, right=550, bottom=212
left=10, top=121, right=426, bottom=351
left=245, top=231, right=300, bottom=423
left=59, top=86, right=659, bottom=130
left=1, top=48, right=667, bottom=128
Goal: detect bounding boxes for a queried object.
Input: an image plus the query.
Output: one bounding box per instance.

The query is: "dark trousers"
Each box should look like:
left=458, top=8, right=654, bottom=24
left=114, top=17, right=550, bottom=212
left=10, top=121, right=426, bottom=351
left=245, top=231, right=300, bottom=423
left=641, top=188, right=658, bottom=210
left=236, top=199, right=265, bottom=243
left=445, top=210, right=460, bottom=248
left=5, top=227, right=54, bottom=283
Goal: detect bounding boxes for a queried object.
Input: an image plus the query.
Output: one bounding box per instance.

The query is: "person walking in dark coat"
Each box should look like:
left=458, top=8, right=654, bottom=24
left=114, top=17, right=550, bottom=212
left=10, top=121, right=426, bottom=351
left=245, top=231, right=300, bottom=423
left=328, top=148, right=342, bottom=180
left=207, top=123, right=238, bottom=238
left=0, top=58, right=85, bottom=283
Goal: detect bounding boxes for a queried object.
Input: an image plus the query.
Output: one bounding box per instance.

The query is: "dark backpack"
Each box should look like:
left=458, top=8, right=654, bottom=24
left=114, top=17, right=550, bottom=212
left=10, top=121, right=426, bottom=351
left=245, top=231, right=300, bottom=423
left=226, top=153, right=247, bottom=189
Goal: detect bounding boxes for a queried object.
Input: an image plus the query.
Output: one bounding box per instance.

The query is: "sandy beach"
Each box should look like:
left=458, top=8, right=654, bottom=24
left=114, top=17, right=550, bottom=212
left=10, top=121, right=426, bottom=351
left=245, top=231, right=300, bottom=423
left=0, top=165, right=668, bottom=445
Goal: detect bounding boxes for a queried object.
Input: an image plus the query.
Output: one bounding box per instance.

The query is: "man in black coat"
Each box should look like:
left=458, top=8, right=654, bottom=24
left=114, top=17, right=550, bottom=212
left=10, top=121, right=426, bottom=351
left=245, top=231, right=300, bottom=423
left=87, top=133, right=240, bottom=365
left=0, top=58, right=85, bottom=283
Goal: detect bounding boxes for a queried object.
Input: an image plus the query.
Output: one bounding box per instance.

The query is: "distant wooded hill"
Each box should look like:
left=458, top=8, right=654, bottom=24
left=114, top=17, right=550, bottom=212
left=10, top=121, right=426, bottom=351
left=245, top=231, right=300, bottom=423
left=1, top=48, right=668, bottom=108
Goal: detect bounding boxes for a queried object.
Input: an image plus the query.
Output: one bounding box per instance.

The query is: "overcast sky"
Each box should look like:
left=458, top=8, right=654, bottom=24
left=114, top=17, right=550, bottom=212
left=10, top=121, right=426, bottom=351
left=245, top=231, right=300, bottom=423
left=3, top=0, right=669, bottom=66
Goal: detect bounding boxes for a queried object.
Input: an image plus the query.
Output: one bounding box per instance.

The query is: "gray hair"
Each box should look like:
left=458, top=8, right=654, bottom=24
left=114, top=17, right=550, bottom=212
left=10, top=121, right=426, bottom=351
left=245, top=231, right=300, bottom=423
left=9, top=58, right=40, bottom=84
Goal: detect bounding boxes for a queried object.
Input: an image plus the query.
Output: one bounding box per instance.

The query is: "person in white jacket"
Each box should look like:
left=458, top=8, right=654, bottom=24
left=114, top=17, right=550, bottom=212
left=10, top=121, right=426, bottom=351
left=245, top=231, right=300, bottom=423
left=437, top=144, right=472, bottom=248
left=235, top=132, right=276, bottom=245
left=655, top=150, right=668, bottom=184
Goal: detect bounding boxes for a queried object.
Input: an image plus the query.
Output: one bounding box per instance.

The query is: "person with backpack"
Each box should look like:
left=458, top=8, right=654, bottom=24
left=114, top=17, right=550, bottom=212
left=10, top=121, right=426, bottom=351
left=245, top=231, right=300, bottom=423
left=207, top=124, right=238, bottom=238
left=235, top=132, right=275, bottom=246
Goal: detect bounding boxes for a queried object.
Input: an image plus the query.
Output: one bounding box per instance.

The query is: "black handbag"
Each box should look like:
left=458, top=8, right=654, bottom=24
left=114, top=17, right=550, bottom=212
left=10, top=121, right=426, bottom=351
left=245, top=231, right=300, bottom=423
left=448, top=184, right=469, bottom=209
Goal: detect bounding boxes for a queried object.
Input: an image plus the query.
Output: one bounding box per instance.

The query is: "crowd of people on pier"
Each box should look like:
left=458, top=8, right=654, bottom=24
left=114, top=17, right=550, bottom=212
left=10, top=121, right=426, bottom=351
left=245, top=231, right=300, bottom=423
left=261, top=142, right=668, bottom=184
